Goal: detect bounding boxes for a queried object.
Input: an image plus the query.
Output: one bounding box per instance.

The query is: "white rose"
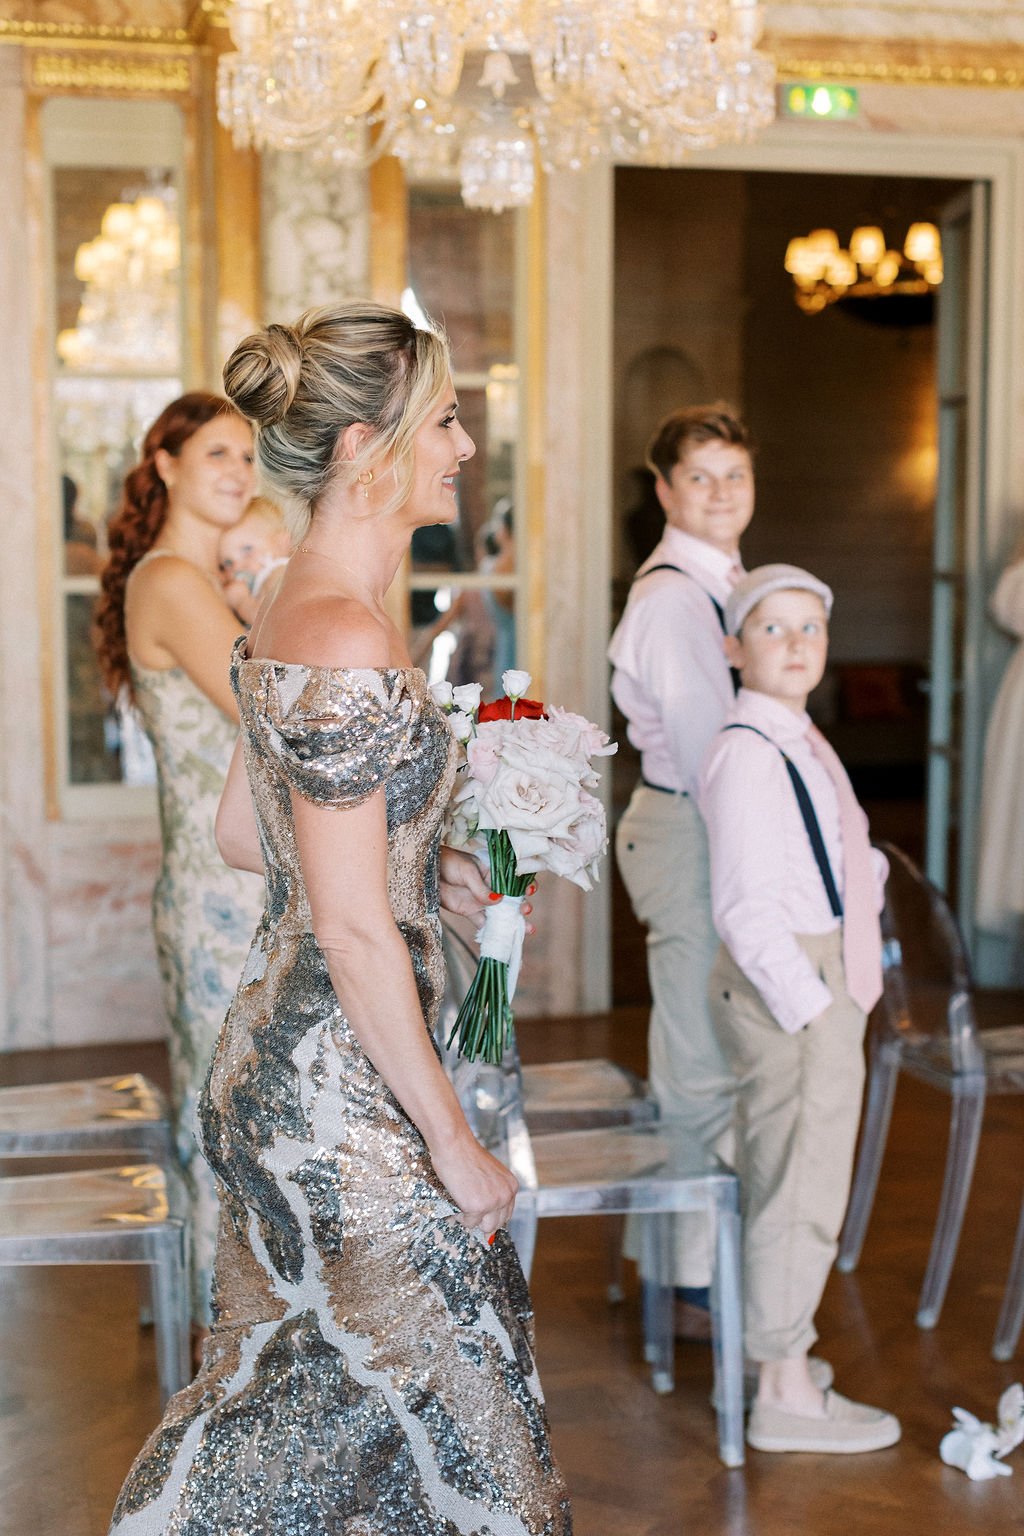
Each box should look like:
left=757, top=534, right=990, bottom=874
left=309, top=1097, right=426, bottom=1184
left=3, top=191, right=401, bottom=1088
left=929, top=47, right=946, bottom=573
left=430, top=680, right=455, bottom=710
left=476, top=759, right=582, bottom=846
left=452, top=683, right=482, bottom=714
left=444, top=788, right=483, bottom=852
left=501, top=668, right=532, bottom=700
left=465, top=720, right=511, bottom=786
left=449, top=709, right=474, bottom=743
left=526, top=792, right=608, bottom=889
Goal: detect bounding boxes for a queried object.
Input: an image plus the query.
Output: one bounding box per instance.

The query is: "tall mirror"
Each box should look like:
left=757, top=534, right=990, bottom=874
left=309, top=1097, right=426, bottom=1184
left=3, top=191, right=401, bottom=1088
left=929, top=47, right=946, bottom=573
left=404, top=185, right=524, bottom=698
left=43, top=98, right=188, bottom=809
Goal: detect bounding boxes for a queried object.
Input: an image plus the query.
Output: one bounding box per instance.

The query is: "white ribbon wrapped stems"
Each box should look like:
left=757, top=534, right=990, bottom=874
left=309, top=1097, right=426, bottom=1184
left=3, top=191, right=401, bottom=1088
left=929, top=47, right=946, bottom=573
left=475, top=894, right=526, bottom=1000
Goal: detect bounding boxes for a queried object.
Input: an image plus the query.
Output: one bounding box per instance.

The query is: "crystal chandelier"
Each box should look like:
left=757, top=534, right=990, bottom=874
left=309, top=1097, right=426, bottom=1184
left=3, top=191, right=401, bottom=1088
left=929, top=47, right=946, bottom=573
left=784, top=222, right=943, bottom=316
left=217, top=1, right=776, bottom=213
left=56, top=189, right=181, bottom=370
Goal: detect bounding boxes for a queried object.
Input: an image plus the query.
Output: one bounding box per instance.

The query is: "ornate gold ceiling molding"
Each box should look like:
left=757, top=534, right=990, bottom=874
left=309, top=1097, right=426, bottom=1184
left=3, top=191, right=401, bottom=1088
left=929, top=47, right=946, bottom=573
left=27, top=48, right=192, bottom=93
left=768, top=34, right=1024, bottom=87
left=0, top=19, right=190, bottom=46
left=0, top=3, right=226, bottom=48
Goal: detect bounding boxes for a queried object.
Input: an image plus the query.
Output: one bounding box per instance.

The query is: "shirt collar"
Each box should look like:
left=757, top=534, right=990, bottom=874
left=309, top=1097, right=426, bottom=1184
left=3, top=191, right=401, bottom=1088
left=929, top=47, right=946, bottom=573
left=734, top=687, right=812, bottom=745
left=645, top=526, right=743, bottom=586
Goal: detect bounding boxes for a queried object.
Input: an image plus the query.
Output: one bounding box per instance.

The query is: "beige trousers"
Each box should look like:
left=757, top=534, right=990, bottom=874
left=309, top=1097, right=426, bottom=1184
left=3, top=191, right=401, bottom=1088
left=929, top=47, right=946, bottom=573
left=616, top=785, right=736, bottom=1288
left=709, top=931, right=866, bottom=1361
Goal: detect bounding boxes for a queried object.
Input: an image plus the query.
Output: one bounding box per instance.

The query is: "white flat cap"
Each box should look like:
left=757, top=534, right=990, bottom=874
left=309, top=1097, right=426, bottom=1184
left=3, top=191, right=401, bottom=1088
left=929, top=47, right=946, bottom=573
left=725, top=563, right=834, bottom=636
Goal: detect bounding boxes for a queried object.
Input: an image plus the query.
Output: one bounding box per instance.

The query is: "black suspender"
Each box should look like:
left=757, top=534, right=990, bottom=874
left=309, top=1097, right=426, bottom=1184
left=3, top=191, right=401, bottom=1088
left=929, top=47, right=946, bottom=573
left=723, top=724, right=843, bottom=919
left=635, top=563, right=741, bottom=695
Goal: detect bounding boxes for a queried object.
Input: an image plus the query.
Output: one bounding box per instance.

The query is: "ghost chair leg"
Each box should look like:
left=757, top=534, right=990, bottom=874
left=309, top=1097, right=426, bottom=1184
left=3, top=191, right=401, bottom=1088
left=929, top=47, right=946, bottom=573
left=993, top=1189, right=1024, bottom=1362
left=917, top=1083, right=986, bottom=1329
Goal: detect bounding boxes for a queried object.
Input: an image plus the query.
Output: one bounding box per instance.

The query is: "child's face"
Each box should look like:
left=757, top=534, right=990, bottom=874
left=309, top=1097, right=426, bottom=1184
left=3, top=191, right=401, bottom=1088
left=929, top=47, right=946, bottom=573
left=219, top=517, right=289, bottom=580
left=655, top=439, right=754, bottom=556
left=726, top=589, right=829, bottom=710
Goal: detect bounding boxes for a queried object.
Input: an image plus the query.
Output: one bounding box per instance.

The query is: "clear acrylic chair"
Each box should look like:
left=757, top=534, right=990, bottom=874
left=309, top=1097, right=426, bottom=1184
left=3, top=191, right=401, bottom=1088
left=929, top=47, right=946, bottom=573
left=437, top=927, right=745, bottom=1468
left=519, top=1058, right=656, bottom=1133
left=837, top=841, right=1024, bottom=1356
left=0, top=1074, right=174, bottom=1165
left=0, top=1163, right=190, bottom=1404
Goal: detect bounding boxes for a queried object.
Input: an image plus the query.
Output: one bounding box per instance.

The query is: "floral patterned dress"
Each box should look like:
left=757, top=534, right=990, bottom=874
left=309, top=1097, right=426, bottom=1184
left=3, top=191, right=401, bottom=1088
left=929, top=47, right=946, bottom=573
left=131, top=561, right=265, bottom=1325
left=110, top=639, right=571, bottom=1536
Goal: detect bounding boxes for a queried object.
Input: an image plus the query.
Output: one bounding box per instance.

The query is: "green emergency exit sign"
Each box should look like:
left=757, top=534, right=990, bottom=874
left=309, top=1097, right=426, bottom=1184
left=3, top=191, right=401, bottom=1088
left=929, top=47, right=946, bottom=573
left=782, top=84, right=860, bottom=120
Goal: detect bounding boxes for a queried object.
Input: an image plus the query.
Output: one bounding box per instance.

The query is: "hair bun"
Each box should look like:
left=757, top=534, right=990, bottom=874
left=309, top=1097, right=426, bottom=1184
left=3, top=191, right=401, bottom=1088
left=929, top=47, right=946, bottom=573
left=223, top=322, right=303, bottom=428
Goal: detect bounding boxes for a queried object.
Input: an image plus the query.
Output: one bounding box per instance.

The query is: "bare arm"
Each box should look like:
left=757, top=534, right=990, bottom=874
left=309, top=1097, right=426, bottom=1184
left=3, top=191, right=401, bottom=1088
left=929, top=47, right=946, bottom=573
left=293, top=787, right=517, bottom=1234
left=215, top=736, right=263, bottom=873
left=126, top=557, right=246, bottom=721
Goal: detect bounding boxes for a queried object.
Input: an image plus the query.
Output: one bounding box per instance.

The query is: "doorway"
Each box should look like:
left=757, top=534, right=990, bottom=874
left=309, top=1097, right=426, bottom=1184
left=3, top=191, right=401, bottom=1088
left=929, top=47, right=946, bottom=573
left=609, top=165, right=975, bottom=1006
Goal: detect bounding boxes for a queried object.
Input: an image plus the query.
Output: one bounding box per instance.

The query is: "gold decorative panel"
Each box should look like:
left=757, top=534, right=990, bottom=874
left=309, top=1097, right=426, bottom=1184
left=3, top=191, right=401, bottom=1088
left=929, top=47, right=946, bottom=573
left=768, top=35, right=1024, bottom=87
left=29, top=50, right=191, bottom=93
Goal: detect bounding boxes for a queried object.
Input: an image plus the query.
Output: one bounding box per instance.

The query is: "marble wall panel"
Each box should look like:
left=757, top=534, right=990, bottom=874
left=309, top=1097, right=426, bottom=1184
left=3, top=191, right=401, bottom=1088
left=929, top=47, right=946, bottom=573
left=0, top=50, right=50, bottom=1051
left=262, top=152, right=370, bottom=323
left=765, top=0, right=1024, bottom=44
left=47, top=826, right=163, bottom=1043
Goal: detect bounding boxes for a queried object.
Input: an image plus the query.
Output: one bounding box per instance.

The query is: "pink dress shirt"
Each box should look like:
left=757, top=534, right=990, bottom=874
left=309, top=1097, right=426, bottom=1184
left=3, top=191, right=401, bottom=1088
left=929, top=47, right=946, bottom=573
left=698, top=689, right=888, bottom=1034
left=609, top=527, right=740, bottom=795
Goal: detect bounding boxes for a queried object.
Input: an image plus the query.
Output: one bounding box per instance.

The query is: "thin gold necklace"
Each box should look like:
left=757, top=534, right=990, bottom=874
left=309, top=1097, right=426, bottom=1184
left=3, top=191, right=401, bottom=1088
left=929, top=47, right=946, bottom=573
left=296, top=546, right=385, bottom=606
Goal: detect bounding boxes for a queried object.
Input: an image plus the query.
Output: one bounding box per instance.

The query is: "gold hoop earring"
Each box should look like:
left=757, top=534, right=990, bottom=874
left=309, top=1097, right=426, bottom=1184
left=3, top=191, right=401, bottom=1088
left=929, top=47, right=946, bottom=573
left=357, top=469, right=374, bottom=501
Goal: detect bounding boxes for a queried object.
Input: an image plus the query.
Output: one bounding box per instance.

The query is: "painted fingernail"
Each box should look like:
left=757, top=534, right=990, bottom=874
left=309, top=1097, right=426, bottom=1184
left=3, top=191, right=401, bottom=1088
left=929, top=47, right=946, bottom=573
left=527, top=883, right=537, bottom=895
left=487, top=1233, right=496, bottom=1246
left=488, top=891, right=501, bottom=902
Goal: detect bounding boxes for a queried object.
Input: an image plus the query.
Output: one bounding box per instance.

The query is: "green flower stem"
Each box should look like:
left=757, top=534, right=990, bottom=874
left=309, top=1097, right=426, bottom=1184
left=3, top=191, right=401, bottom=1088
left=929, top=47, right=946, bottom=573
left=446, top=829, right=529, bottom=1064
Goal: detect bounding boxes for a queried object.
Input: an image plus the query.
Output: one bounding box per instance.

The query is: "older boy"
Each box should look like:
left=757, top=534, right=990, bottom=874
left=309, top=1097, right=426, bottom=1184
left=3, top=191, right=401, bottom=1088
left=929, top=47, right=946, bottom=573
left=699, top=564, right=900, bottom=1453
left=609, top=405, right=753, bottom=1322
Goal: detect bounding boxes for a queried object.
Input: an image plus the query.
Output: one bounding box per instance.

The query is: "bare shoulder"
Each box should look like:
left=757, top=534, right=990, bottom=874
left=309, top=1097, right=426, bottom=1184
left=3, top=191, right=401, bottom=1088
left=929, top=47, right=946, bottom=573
left=127, top=553, right=222, bottom=615
left=252, top=595, right=396, bottom=670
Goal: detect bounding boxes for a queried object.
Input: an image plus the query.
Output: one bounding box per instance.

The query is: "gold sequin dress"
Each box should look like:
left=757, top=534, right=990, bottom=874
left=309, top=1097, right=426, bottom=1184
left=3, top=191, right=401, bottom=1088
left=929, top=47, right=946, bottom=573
left=110, top=639, right=572, bottom=1536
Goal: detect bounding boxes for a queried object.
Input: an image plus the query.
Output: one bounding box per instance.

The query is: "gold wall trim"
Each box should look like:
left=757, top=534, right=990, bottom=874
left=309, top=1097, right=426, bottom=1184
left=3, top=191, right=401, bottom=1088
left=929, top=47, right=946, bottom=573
left=769, top=36, right=1024, bottom=89
left=0, top=20, right=190, bottom=45
left=28, top=51, right=192, bottom=94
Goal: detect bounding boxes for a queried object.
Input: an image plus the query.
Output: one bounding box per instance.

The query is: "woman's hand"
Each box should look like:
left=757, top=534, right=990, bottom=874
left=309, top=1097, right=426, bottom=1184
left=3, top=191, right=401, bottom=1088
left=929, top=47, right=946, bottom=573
left=429, top=1128, right=519, bottom=1236
left=438, top=847, right=490, bottom=921
left=438, top=847, right=535, bottom=931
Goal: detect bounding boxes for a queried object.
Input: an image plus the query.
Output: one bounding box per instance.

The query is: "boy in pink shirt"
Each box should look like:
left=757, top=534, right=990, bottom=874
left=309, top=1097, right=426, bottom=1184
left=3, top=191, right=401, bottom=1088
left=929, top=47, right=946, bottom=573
left=699, top=564, right=900, bottom=1455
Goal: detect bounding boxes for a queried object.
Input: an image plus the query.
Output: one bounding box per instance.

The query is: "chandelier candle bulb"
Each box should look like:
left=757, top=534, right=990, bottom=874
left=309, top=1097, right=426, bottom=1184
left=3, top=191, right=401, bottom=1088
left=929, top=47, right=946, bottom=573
left=807, top=227, right=840, bottom=256
left=904, top=220, right=941, bottom=264
left=849, top=224, right=885, bottom=268
left=875, top=250, right=901, bottom=287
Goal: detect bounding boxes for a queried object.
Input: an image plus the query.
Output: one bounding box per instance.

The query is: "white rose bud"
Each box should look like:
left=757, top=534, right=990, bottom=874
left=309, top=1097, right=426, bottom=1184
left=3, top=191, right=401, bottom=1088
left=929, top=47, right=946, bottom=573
left=449, top=709, right=474, bottom=743
left=452, top=683, right=482, bottom=714
left=501, top=669, right=532, bottom=700
left=429, top=680, right=455, bottom=711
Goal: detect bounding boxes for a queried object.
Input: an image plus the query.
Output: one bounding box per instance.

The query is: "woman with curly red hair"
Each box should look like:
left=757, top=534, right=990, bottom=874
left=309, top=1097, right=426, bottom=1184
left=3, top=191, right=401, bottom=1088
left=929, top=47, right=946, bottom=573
left=95, top=391, right=265, bottom=1332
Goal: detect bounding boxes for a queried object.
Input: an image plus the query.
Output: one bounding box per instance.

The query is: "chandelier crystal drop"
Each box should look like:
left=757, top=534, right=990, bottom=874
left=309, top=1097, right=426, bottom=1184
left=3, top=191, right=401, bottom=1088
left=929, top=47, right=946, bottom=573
left=217, top=0, right=776, bottom=212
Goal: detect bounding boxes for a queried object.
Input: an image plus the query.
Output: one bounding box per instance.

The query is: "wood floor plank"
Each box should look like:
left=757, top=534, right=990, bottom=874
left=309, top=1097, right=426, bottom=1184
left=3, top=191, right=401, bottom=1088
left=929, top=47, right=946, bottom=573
left=2, top=1011, right=1023, bottom=1534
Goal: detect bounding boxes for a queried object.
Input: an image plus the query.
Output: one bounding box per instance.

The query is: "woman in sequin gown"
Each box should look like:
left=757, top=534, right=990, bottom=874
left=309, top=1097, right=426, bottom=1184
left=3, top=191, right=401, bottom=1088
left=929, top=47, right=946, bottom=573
left=110, top=303, right=572, bottom=1535
left=95, top=394, right=264, bottom=1327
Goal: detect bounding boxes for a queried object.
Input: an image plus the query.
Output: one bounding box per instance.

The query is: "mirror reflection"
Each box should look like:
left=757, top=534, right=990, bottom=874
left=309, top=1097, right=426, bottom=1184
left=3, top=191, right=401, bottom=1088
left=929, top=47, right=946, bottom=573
left=52, top=156, right=183, bottom=788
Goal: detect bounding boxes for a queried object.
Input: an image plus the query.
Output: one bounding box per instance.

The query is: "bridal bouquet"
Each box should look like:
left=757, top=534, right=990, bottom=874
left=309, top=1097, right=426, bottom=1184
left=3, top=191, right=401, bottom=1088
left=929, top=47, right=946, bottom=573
left=431, top=669, right=616, bottom=1064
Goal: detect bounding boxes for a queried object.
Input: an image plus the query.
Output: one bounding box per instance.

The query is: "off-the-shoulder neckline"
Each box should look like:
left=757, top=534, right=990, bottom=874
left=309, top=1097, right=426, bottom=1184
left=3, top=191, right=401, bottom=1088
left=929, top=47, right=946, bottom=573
left=233, top=640, right=423, bottom=677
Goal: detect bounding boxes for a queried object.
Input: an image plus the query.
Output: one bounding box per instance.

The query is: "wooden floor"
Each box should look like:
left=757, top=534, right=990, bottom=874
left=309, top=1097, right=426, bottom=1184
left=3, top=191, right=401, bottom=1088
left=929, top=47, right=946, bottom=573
left=2, top=1008, right=1024, bottom=1536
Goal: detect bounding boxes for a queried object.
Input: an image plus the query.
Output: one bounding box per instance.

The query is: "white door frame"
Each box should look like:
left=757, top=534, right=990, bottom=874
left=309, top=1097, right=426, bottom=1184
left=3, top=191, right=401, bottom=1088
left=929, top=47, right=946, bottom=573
left=573, top=123, right=1024, bottom=1001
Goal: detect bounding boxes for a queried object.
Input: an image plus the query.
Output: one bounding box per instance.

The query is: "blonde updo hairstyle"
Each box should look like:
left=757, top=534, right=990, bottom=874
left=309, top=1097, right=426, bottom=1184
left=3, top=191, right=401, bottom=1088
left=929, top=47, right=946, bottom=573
left=222, top=302, right=451, bottom=539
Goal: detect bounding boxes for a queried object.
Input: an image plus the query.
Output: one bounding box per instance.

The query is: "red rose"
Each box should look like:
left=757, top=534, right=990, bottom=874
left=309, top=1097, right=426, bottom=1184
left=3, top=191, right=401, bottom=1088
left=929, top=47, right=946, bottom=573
left=477, top=696, right=547, bottom=722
